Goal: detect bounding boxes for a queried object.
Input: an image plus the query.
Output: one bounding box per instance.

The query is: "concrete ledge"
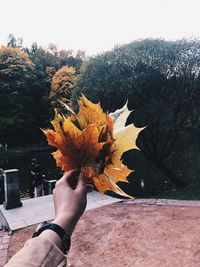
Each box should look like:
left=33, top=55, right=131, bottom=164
left=0, top=191, right=120, bottom=232
left=125, top=198, right=200, bottom=207
left=0, top=210, right=9, bottom=231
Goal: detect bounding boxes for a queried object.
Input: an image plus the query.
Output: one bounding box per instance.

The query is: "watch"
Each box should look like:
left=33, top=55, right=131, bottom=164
left=32, top=221, right=71, bottom=254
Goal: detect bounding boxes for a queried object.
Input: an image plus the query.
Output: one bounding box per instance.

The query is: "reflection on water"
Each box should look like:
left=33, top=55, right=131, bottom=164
left=1, top=151, right=63, bottom=197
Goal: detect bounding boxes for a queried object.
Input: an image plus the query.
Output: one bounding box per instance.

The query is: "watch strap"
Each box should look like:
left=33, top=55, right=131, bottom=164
left=37, top=223, right=66, bottom=240
left=32, top=222, right=71, bottom=253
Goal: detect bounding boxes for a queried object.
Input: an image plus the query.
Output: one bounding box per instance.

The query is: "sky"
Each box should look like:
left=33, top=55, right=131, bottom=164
left=1, top=0, right=200, bottom=55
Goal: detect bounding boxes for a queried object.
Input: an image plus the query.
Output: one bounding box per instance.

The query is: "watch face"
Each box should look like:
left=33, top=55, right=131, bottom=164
left=63, top=233, right=71, bottom=253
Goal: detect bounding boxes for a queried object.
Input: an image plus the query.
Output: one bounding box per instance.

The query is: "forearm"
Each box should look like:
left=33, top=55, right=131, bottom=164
left=5, top=236, right=67, bottom=267
left=5, top=170, right=87, bottom=267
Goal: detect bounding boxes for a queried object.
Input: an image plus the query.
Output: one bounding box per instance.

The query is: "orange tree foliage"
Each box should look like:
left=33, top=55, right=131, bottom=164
left=0, top=46, right=34, bottom=76
left=50, top=66, right=76, bottom=112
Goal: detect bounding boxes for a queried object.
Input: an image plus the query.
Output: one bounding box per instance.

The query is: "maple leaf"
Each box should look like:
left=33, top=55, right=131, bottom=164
left=42, top=95, right=143, bottom=198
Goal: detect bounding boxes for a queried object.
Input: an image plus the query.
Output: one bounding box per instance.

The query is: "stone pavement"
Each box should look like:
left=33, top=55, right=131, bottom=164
left=0, top=230, right=10, bottom=267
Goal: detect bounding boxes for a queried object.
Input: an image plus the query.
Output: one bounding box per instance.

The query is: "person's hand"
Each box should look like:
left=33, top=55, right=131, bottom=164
left=52, top=169, right=87, bottom=235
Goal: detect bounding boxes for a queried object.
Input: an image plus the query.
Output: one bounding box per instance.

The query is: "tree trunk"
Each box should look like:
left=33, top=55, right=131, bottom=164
left=155, top=160, right=188, bottom=188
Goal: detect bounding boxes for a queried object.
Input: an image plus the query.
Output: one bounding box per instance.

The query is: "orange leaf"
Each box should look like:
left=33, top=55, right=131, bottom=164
left=93, top=174, right=133, bottom=199
left=76, top=95, right=109, bottom=130
left=43, top=95, right=143, bottom=199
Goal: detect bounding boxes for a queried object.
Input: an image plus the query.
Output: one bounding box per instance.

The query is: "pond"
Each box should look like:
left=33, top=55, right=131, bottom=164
left=0, top=149, right=63, bottom=197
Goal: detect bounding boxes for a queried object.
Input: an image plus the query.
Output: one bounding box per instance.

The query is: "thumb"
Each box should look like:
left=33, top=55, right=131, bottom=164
left=76, top=173, right=86, bottom=191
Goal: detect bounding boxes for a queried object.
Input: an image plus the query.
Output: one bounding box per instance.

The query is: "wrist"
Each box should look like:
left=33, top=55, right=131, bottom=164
left=53, top=216, right=77, bottom=236
left=40, top=229, right=63, bottom=250
left=33, top=222, right=71, bottom=254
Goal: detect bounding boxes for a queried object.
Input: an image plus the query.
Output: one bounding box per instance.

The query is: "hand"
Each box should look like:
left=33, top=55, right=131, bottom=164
left=52, top=170, right=87, bottom=235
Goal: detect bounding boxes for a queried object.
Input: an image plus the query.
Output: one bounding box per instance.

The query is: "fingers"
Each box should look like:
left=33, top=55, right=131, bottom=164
left=75, top=173, right=86, bottom=191
left=63, top=169, right=80, bottom=183
left=86, top=184, right=93, bottom=192
left=57, top=169, right=80, bottom=188
left=76, top=173, right=94, bottom=192
left=53, top=189, right=57, bottom=216
left=56, top=170, right=93, bottom=192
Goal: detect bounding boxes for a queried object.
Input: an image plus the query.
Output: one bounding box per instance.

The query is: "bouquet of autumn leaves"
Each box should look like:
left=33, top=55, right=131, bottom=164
left=43, top=95, right=142, bottom=198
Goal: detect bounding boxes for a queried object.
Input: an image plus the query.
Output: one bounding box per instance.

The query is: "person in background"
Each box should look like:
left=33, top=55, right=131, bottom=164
left=5, top=169, right=89, bottom=267
left=29, top=158, right=44, bottom=198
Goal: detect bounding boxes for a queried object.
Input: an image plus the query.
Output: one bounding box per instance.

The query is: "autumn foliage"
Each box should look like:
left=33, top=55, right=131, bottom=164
left=50, top=66, right=76, bottom=112
left=0, top=46, right=34, bottom=76
left=43, top=95, right=142, bottom=198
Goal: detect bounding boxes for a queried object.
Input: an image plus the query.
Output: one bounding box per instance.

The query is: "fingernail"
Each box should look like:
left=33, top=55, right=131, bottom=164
left=79, top=172, right=84, bottom=178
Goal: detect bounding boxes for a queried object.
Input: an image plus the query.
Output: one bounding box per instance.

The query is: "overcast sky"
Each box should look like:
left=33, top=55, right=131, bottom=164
left=1, top=0, right=200, bottom=55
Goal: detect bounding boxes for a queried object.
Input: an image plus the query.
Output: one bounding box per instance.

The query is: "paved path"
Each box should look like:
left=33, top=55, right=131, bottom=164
left=0, top=191, right=120, bottom=232
left=2, top=195, right=200, bottom=233
left=0, top=230, right=10, bottom=267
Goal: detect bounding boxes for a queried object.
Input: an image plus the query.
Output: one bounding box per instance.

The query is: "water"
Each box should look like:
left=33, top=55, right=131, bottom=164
left=1, top=150, right=63, bottom=197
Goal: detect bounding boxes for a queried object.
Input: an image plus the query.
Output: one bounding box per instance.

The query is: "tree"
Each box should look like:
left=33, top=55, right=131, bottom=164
left=0, top=46, right=35, bottom=144
left=27, top=44, right=85, bottom=138
left=28, top=44, right=57, bottom=132
left=7, top=34, right=23, bottom=48
left=0, top=37, right=85, bottom=145
left=72, top=39, right=200, bottom=188
left=50, top=66, right=76, bottom=112
left=57, top=49, right=85, bottom=73
left=46, top=43, right=85, bottom=72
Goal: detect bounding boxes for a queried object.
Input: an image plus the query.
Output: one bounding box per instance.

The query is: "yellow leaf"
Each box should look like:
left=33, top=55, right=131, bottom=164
left=50, top=112, right=66, bottom=146
left=62, top=117, right=81, bottom=139
left=110, top=102, right=132, bottom=131
left=104, top=164, right=133, bottom=183
left=77, top=95, right=109, bottom=130
left=111, top=124, right=142, bottom=167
